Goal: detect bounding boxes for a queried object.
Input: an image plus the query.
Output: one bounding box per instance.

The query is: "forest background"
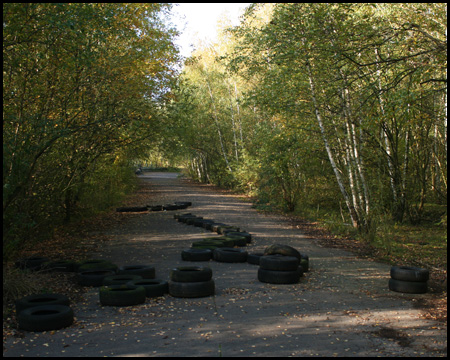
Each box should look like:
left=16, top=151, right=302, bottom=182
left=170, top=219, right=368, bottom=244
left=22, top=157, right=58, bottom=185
left=3, top=4, right=446, bottom=275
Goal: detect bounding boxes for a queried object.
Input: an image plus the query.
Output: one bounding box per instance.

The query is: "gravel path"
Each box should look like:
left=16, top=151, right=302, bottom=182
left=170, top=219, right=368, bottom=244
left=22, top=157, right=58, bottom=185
left=4, top=172, right=446, bottom=357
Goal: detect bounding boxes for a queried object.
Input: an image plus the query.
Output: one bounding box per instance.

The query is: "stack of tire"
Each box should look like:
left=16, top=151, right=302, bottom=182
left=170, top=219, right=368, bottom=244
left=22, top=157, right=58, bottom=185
left=389, top=266, right=429, bottom=294
left=15, top=293, right=74, bottom=332
left=257, top=244, right=304, bottom=284
left=168, top=266, right=215, bottom=298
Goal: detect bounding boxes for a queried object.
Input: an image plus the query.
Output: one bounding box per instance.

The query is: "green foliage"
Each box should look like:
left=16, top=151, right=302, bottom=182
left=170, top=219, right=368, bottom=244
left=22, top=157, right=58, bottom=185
left=3, top=3, right=179, bottom=261
left=166, top=3, right=446, bottom=249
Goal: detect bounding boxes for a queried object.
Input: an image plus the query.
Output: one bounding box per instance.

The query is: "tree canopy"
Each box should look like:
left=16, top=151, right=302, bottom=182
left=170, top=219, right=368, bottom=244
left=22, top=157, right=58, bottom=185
left=3, top=3, right=179, bottom=259
left=3, top=3, right=447, bottom=260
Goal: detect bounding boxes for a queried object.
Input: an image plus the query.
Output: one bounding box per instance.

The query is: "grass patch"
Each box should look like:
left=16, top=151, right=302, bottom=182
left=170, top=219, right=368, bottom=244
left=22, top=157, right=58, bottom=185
left=373, top=221, right=447, bottom=269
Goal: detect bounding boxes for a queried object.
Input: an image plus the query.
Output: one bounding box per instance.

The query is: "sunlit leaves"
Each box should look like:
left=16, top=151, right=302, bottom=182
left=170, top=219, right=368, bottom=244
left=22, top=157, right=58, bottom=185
left=3, top=3, right=180, bottom=260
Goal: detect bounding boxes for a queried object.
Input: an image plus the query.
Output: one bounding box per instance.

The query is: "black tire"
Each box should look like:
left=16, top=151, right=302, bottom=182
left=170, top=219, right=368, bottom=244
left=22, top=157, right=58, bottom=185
left=77, top=261, right=118, bottom=273
left=16, top=293, right=71, bottom=315
left=264, top=244, right=302, bottom=260
left=116, top=206, right=148, bottom=212
left=213, top=248, right=248, bottom=263
left=200, top=220, right=216, bottom=229
left=258, top=267, right=303, bottom=284
left=216, top=225, right=240, bottom=235
left=181, top=249, right=213, bottom=261
left=163, top=204, right=179, bottom=211
left=388, top=278, right=427, bottom=294
left=247, top=252, right=264, bottom=265
left=118, top=265, right=155, bottom=279
left=168, top=280, right=215, bottom=298
left=99, top=285, right=146, bottom=306
left=259, top=255, right=300, bottom=271
left=18, top=305, right=74, bottom=332
left=191, top=244, right=221, bottom=250
left=191, top=239, right=228, bottom=249
left=390, top=266, right=429, bottom=282
left=205, top=237, right=235, bottom=247
left=149, top=205, right=163, bottom=211
left=75, top=259, right=118, bottom=272
left=211, top=223, right=229, bottom=232
left=103, top=274, right=143, bottom=286
left=225, top=231, right=252, bottom=244
left=222, top=235, right=247, bottom=247
left=127, top=279, right=169, bottom=297
left=174, top=212, right=192, bottom=219
left=175, top=201, right=192, bottom=208
left=170, top=266, right=212, bottom=282
left=178, top=215, right=198, bottom=223
left=193, top=219, right=214, bottom=228
left=41, top=260, right=77, bottom=272
left=77, top=270, right=116, bottom=287
left=186, top=217, right=203, bottom=225
left=15, top=256, right=50, bottom=271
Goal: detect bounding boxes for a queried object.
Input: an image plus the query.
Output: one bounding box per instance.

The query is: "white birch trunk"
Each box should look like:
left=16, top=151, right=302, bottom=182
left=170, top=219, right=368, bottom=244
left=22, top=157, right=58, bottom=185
left=306, top=62, right=359, bottom=228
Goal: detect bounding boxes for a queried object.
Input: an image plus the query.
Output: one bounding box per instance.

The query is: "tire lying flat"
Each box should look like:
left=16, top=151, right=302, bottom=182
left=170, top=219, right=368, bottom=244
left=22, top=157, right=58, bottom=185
left=258, top=267, right=303, bottom=284
left=118, top=265, right=155, bottom=279
left=390, top=266, right=429, bottom=282
left=170, top=266, right=212, bottom=282
left=127, top=279, right=169, bottom=297
left=16, top=293, right=70, bottom=315
left=18, top=305, right=74, bottom=332
left=259, top=255, right=300, bottom=271
left=388, top=278, right=427, bottom=294
left=99, top=285, right=146, bottom=306
left=213, top=248, right=248, bottom=263
left=168, top=280, right=215, bottom=298
left=181, top=249, right=212, bottom=261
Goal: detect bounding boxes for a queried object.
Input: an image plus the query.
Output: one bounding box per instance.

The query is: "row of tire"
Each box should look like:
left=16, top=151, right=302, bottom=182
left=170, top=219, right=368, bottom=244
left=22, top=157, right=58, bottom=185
left=13, top=258, right=219, bottom=332
left=176, top=213, right=310, bottom=284
left=116, top=201, right=192, bottom=213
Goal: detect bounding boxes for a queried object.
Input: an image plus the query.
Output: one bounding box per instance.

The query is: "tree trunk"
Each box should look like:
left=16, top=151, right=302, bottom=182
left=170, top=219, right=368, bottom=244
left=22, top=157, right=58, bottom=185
left=306, top=62, right=360, bottom=228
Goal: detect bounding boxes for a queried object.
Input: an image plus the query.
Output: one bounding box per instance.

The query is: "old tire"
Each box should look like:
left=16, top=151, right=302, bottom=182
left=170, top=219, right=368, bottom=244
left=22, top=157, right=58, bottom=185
left=41, top=260, right=77, bottom=272
left=170, top=266, right=212, bottom=282
left=222, top=235, right=247, bottom=247
left=15, top=256, right=50, bottom=271
left=213, top=248, right=248, bottom=263
left=168, top=280, right=215, bottom=298
left=99, top=285, right=146, bottom=306
left=259, top=255, right=300, bottom=271
left=388, top=278, right=427, bottom=294
left=18, top=305, right=74, bottom=332
left=247, top=252, right=264, bottom=265
left=102, top=274, right=143, bottom=286
left=390, top=266, right=429, bottom=282
left=258, top=268, right=303, bottom=284
left=181, top=249, right=212, bottom=261
left=76, top=259, right=118, bottom=272
left=216, top=225, right=240, bottom=235
left=127, top=279, right=169, bottom=297
left=264, top=244, right=302, bottom=260
left=116, top=206, right=148, bottom=212
left=225, top=231, right=252, bottom=244
left=16, top=293, right=70, bottom=315
left=77, top=270, right=116, bottom=287
left=118, top=265, right=155, bottom=279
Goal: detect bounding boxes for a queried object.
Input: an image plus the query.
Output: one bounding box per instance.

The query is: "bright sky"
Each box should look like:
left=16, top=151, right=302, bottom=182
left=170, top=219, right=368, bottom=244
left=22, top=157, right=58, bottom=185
left=171, top=3, right=251, bottom=58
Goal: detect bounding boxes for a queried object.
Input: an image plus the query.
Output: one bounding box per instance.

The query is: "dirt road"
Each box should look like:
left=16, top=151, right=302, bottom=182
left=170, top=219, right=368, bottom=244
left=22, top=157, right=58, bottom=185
left=4, top=172, right=446, bottom=357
